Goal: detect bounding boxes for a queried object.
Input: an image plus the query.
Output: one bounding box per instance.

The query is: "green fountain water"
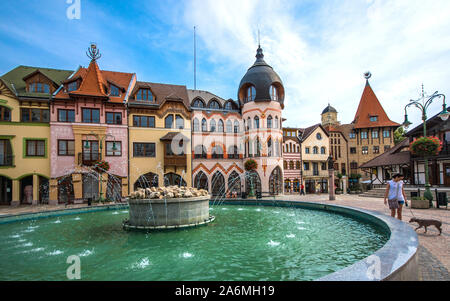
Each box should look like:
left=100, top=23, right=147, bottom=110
left=0, top=205, right=388, bottom=281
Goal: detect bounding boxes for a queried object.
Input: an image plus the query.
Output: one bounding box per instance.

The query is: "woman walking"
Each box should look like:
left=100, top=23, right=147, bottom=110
left=384, top=173, right=408, bottom=220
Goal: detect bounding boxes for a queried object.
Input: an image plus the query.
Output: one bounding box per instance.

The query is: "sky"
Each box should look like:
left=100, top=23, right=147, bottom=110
left=1, top=0, right=449, bottom=129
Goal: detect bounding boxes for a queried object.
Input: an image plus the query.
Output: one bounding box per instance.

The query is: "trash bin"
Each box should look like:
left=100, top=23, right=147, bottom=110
left=437, top=192, right=448, bottom=209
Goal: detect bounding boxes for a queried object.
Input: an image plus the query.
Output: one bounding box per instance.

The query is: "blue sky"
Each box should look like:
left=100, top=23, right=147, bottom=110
left=1, top=0, right=450, bottom=129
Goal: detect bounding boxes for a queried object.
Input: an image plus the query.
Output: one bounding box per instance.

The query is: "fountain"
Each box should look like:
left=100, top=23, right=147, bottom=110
left=123, top=186, right=215, bottom=230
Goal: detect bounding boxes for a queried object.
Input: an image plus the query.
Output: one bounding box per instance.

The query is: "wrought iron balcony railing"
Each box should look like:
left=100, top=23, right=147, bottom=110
left=78, top=152, right=101, bottom=166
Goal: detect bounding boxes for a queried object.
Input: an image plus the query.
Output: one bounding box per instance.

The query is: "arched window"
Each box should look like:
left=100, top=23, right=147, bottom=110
left=212, top=145, right=223, bottom=159
left=218, top=119, right=224, bottom=132
left=275, top=116, right=279, bottom=129
left=224, top=101, right=235, bottom=110
left=275, top=140, right=280, bottom=156
left=175, top=115, right=184, bottom=129
left=270, top=85, right=278, bottom=101
left=267, top=115, right=272, bottom=128
left=267, top=138, right=273, bottom=157
left=255, top=137, right=261, bottom=157
left=228, top=145, right=239, bottom=159
left=248, top=139, right=253, bottom=157
left=269, top=166, right=283, bottom=195
left=0, top=106, right=11, bottom=121
left=254, top=116, right=260, bottom=129
left=228, top=171, right=241, bottom=195
left=246, top=85, right=256, bottom=102
left=296, top=161, right=301, bottom=169
left=201, top=118, right=207, bottom=132
left=192, top=98, right=204, bottom=108
left=313, top=146, right=318, bottom=154
left=165, top=114, right=173, bottom=128
left=289, top=144, right=292, bottom=153
left=234, top=120, right=239, bottom=133
left=226, top=120, right=232, bottom=133
left=297, top=145, right=300, bottom=152
left=284, top=160, right=288, bottom=169
left=194, top=171, right=208, bottom=190
left=210, top=119, right=216, bottom=132
left=321, top=146, right=326, bottom=154
left=193, top=118, right=199, bottom=132
left=194, top=145, right=207, bottom=159
left=211, top=171, right=225, bottom=196
left=289, top=161, right=294, bottom=169
left=247, top=117, right=251, bottom=130
left=209, top=100, right=220, bottom=109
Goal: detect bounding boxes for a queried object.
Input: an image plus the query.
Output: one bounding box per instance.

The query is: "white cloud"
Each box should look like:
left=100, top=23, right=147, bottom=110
left=181, top=0, right=450, bottom=129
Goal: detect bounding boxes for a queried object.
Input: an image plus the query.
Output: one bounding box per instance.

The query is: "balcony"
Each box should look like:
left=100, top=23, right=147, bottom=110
left=78, top=153, right=101, bottom=166
left=0, top=154, right=14, bottom=167
left=164, top=154, right=187, bottom=171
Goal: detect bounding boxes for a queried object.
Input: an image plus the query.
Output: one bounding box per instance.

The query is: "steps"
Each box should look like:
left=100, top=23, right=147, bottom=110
left=359, top=189, right=385, bottom=198
left=360, top=187, right=450, bottom=198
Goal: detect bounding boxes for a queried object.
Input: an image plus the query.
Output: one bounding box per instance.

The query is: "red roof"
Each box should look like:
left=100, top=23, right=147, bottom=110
left=55, top=61, right=134, bottom=103
left=353, top=81, right=399, bottom=129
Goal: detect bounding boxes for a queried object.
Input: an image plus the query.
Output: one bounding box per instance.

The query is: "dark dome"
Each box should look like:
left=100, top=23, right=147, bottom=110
left=238, top=46, right=284, bottom=108
left=322, top=104, right=337, bottom=114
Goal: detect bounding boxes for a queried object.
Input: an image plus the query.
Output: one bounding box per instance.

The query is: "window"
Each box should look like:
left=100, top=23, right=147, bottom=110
left=133, top=115, right=155, bottom=128
left=246, top=86, right=256, bottom=102
left=58, top=109, right=75, bottom=122
left=296, top=161, right=300, bottom=169
left=247, top=117, right=251, bottom=130
left=362, top=146, right=368, bottom=154
left=255, top=138, right=261, bottom=157
left=373, top=146, right=380, bottom=154
left=321, top=162, right=327, bottom=170
left=284, top=160, right=288, bottom=169
left=212, top=145, right=223, bottom=159
left=192, top=99, right=204, bottom=108
left=29, top=83, right=50, bottom=93
left=106, top=112, right=122, bottom=125
left=133, top=143, right=155, bottom=157
left=58, top=140, right=74, bottom=156
left=165, top=115, right=174, bottom=129
left=370, top=116, right=378, bottom=122
left=224, top=101, right=234, bottom=110
left=350, top=162, right=358, bottom=169
left=383, top=129, right=390, bottom=138
left=305, top=147, right=310, bottom=154
left=218, top=119, right=224, bottom=132
left=110, top=85, right=120, bottom=96
left=201, top=118, right=207, bottom=132
left=136, top=89, right=153, bottom=101
left=234, top=121, right=239, bottom=133
left=313, top=163, right=319, bottom=176
left=267, top=138, right=273, bottom=157
left=349, top=131, right=356, bottom=139
left=228, top=145, right=239, bottom=159
left=254, top=116, right=260, bottom=129
left=270, top=85, right=278, bottom=101
left=210, top=120, right=216, bottom=132
left=82, top=108, right=100, bottom=123
left=316, top=133, right=322, bottom=140
left=67, top=81, right=77, bottom=92
left=321, top=147, right=326, bottom=154
left=26, top=140, right=45, bottom=157
left=275, top=116, right=278, bottom=128
left=193, top=118, right=200, bottom=132
left=384, top=145, right=390, bottom=152
left=106, top=141, right=121, bottom=156
left=226, top=120, right=232, bottom=133
left=209, top=100, right=220, bottom=109
left=313, top=146, right=318, bottom=154
left=304, top=162, right=310, bottom=170
left=175, top=115, right=184, bottom=129
left=0, top=106, right=11, bottom=121
left=21, top=108, right=49, bottom=123
left=194, top=145, right=207, bottom=159
left=267, top=115, right=273, bottom=128
left=350, top=147, right=356, bottom=154
left=289, top=161, right=294, bottom=169
left=361, top=131, right=368, bottom=139
left=372, top=130, right=379, bottom=139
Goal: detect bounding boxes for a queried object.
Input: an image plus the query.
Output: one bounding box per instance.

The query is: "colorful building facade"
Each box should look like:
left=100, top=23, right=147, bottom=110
left=282, top=128, right=302, bottom=193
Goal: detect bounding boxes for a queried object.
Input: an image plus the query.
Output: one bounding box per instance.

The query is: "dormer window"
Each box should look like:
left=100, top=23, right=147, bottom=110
left=270, top=85, right=278, bottom=101
left=136, top=89, right=153, bottom=101
left=67, top=81, right=78, bottom=92
left=110, top=85, right=120, bottom=96
left=246, top=86, right=256, bottom=102
left=192, top=99, right=204, bottom=108
left=29, top=83, right=50, bottom=93
left=370, top=116, right=378, bottom=122
left=209, top=100, right=220, bottom=110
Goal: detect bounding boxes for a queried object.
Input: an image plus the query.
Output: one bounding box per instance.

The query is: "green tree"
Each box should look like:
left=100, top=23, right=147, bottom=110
left=394, top=126, right=407, bottom=144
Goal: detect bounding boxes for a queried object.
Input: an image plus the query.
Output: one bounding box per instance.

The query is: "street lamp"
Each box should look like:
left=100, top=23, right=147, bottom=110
left=402, top=87, right=447, bottom=203
left=84, top=132, right=117, bottom=202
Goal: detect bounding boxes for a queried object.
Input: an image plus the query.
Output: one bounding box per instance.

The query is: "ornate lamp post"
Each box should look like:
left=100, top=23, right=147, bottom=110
left=402, top=87, right=448, bottom=203
left=327, top=155, right=335, bottom=201
left=84, top=132, right=117, bottom=201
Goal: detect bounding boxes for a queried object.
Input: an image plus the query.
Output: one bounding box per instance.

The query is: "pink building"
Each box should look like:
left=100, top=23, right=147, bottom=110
left=282, top=128, right=302, bottom=193
left=48, top=45, right=135, bottom=204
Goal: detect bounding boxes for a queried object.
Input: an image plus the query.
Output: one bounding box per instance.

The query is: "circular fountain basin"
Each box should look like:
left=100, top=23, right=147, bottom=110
left=123, top=195, right=214, bottom=230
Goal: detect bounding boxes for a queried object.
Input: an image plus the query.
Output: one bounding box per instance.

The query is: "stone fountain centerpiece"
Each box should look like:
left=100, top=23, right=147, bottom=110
left=123, top=186, right=214, bottom=231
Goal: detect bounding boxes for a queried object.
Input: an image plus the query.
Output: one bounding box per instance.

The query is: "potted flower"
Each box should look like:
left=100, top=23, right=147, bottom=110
left=93, top=160, right=110, bottom=173
left=410, top=136, right=442, bottom=157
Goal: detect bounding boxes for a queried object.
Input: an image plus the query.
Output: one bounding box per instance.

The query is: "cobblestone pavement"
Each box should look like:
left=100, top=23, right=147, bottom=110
left=1, top=195, right=448, bottom=280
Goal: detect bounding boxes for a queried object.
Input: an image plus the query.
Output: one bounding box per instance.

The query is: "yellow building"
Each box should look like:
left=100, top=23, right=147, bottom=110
left=128, top=81, right=192, bottom=191
left=0, top=66, right=73, bottom=205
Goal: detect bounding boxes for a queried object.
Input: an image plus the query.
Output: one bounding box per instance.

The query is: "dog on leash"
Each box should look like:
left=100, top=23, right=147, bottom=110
left=409, top=217, right=442, bottom=235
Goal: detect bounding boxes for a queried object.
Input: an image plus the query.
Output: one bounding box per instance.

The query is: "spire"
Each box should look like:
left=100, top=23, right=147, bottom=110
left=256, top=45, right=264, bottom=61
left=86, top=42, right=101, bottom=61
left=364, top=71, right=372, bottom=85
